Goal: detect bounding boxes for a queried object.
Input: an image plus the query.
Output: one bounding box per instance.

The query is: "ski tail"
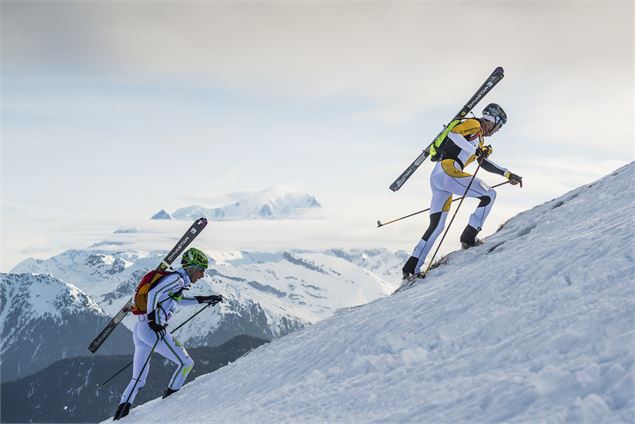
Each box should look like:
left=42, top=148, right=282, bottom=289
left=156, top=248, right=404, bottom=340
left=88, top=300, right=133, bottom=353
left=388, top=66, right=504, bottom=192
left=389, top=148, right=431, bottom=192
left=87, top=218, right=208, bottom=353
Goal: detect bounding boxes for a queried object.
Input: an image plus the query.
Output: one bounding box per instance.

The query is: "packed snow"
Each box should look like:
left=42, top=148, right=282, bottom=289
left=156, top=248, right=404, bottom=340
left=119, top=163, right=634, bottom=423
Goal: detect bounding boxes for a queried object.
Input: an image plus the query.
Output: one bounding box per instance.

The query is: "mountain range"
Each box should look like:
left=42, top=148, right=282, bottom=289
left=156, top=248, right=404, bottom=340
left=152, top=187, right=322, bottom=221
left=1, top=335, right=267, bottom=423
left=0, top=273, right=133, bottom=383
left=5, top=248, right=405, bottom=383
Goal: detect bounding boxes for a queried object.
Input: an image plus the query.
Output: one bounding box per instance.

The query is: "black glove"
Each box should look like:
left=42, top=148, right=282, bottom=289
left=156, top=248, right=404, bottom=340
left=506, top=171, right=523, bottom=187
left=195, top=295, right=224, bottom=305
left=147, top=310, right=166, bottom=340
left=475, top=145, right=493, bottom=159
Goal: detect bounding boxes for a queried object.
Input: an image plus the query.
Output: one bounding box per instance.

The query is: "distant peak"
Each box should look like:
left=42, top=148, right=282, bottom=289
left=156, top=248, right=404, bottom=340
left=151, top=209, right=173, bottom=220
left=165, top=188, right=322, bottom=221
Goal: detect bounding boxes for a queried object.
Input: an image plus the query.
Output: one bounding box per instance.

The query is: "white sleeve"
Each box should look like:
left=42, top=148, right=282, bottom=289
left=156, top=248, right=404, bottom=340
left=147, top=274, right=183, bottom=325
left=447, top=132, right=477, bottom=156
left=179, top=298, right=199, bottom=307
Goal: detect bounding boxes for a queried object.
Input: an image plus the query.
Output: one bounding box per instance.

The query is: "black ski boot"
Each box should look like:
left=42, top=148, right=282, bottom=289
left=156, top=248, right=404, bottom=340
left=460, top=225, right=483, bottom=249
left=113, top=403, right=131, bottom=421
left=162, top=388, right=179, bottom=399
left=402, top=256, right=419, bottom=280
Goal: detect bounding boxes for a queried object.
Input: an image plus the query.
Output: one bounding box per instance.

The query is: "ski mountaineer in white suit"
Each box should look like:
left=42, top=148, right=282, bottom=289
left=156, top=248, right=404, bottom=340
left=402, top=103, right=523, bottom=280
left=113, top=248, right=223, bottom=420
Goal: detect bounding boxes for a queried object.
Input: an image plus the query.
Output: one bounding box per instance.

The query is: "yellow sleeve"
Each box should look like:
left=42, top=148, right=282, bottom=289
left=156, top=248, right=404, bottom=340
left=451, top=118, right=482, bottom=137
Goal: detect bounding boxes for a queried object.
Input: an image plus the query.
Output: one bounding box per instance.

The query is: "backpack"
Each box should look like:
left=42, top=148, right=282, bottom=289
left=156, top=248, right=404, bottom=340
left=429, top=119, right=463, bottom=162
left=131, top=270, right=173, bottom=315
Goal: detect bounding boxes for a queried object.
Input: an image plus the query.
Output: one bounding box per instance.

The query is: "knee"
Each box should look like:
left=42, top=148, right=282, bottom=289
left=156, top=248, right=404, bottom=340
left=478, top=191, right=496, bottom=208
left=422, top=212, right=444, bottom=240
left=184, top=357, right=194, bottom=369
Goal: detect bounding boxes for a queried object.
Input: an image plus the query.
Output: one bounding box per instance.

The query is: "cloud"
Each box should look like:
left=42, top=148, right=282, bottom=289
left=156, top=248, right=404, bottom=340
left=3, top=2, right=631, bottom=109
left=2, top=1, right=632, bottom=271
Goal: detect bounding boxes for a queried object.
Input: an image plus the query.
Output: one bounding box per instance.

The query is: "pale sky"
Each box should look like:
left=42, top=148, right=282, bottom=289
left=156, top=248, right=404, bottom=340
left=1, top=1, right=633, bottom=271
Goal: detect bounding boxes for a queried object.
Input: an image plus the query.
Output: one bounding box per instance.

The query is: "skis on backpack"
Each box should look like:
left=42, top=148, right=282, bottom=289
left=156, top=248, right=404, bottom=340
left=389, top=66, right=505, bottom=192
left=88, top=218, right=208, bottom=353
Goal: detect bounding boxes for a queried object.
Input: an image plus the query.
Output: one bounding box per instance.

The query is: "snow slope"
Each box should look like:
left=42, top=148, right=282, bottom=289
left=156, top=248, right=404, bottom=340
left=122, top=163, right=634, bottom=423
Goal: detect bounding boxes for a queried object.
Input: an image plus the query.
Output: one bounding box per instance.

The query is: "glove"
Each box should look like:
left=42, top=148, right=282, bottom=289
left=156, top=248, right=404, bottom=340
left=195, top=295, right=224, bottom=305
left=475, top=145, right=493, bottom=159
left=505, top=171, right=523, bottom=187
left=147, top=310, right=166, bottom=340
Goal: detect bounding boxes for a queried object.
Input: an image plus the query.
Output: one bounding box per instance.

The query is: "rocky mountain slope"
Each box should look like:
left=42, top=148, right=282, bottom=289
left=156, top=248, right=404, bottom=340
left=1, top=335, right=266, bottom=423
left=0, top=273, right=133, bottom=382
left=12, top=249, right=405, bottom=349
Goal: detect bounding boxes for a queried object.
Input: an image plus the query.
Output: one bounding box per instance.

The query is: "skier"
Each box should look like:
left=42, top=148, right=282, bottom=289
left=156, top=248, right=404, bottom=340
left=402, top=103, right=522, bottom=280
left=113, top=247, right=223, bottom=420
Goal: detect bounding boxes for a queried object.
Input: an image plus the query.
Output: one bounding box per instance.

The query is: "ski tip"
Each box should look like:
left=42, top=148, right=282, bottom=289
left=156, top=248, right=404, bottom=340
left=389, top=184, right=399, bottom=192
left=494, top=66, right=504, bottom=76
left=377, top=220, right=383, bottom=228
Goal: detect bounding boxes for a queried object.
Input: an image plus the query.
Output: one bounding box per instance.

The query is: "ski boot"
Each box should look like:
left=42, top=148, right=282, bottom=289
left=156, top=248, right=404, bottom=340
left=461, top=239, right=483, bottom=250
left=113, top=403, right=131, bottom=421
left=401, top=256, right=419, bottom=279
left=162, top=388, right=179, bottom=399
left=460, top=225, right=483, bottom=250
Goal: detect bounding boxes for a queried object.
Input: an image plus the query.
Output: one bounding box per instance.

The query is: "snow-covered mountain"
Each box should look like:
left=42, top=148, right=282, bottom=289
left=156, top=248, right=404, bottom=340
left=120, top=164, right=635, bottom=423
left=155, top=188, right=321, bottom=221
left=0, top=273, right=133, bottom=382
left=1, top=335, right=267, bottom=423
left=150, top=209, right=172, bottom=220
left=11, top=248, right=406, bottom=348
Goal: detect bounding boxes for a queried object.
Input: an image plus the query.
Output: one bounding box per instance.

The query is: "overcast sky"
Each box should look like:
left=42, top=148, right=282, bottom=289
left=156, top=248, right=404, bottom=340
left=1, top=1, right=633, bottom=271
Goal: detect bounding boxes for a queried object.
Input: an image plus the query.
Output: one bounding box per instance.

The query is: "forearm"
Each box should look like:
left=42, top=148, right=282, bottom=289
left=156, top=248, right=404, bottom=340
left=179, top=297, right=199, bottom=307
left=480, top=158, right=507, bottom=176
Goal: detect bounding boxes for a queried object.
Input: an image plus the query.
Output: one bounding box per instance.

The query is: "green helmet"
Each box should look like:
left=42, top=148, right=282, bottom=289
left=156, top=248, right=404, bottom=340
left=181, top=247, right=208, bottom=269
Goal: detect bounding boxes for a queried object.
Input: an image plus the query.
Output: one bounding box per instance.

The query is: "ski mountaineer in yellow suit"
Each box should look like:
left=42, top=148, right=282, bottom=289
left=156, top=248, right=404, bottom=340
left=402, top=103, right=523, bottom=280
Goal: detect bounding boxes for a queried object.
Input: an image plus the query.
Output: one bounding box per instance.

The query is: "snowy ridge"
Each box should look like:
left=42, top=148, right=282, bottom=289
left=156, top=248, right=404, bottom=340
left=0, top=273, right=133, bottom=381
left=0, top=273, right=102, bottom=329
left=121, top=163, right=634, bottom=423
left=12, top=248, right=405, bottom=348
left=164, top=187, right=321, bottom=221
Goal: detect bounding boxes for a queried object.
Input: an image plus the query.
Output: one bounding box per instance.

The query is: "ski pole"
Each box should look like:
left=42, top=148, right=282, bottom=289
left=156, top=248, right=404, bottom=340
left=377, top=180, right=510, bottom=228
left=421, top=163, right=482, bottom=278
left=97, top=302, right=215, bottom=388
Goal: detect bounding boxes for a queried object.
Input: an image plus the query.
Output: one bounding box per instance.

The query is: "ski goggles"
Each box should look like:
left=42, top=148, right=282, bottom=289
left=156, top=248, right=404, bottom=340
left=483, top=115, right=504, bottom=130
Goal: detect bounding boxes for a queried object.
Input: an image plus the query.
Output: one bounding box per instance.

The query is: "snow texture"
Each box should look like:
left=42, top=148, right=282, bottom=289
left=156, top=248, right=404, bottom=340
left=120, top=163, right=635, bottom=423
